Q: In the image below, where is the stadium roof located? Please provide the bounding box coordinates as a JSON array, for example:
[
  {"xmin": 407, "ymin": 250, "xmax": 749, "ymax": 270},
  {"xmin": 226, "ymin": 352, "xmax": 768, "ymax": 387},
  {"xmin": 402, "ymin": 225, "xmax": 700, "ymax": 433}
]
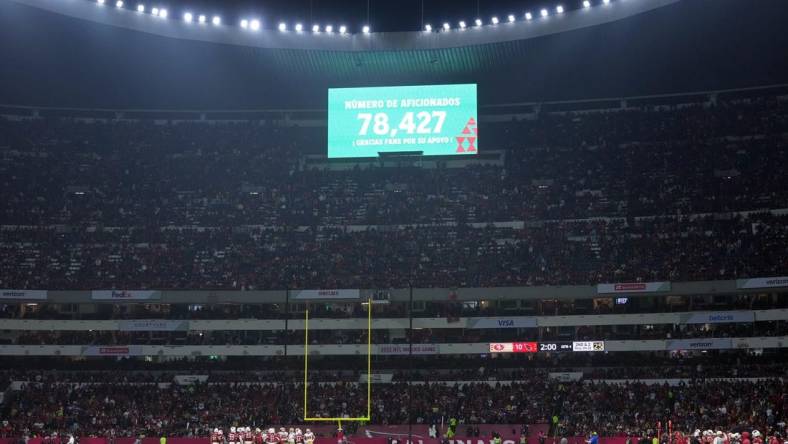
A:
[
  {"xmin": 9, "ymin": 0, "xmax": 676, "ymax": 51},
  {"xmin": 1, "ymin": 0, "xmax": 787, "ymax": 108}
]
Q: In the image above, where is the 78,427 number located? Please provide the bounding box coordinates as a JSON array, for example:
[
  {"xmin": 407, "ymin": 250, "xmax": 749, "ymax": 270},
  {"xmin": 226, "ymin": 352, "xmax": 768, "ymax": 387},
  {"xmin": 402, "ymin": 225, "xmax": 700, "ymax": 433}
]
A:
[{"xmin": 357, "ymin": 111, "xmax": 447, "ymax": 136}]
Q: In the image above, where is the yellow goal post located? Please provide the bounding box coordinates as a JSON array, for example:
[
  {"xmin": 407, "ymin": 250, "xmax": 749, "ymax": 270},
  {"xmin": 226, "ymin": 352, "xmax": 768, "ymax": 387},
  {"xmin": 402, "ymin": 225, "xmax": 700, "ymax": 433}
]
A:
[{"xmin": 303, "ymin": 298, "xmax": 372, "ymax": 424}]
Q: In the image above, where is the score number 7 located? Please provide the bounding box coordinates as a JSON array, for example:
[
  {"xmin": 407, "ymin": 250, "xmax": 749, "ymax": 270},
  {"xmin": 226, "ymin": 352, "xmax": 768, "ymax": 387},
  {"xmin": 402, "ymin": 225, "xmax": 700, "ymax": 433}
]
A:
[{"xmin": 358, "ymin": 111, "xmax": 447, "ymax": 136}]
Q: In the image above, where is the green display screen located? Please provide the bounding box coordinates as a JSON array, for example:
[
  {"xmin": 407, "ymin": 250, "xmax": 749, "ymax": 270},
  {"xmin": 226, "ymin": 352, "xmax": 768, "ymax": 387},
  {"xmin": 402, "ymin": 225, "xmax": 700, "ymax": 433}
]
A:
[{"xmin": 328, "ymin": 84, "xmax": 478, "ymax": 158}]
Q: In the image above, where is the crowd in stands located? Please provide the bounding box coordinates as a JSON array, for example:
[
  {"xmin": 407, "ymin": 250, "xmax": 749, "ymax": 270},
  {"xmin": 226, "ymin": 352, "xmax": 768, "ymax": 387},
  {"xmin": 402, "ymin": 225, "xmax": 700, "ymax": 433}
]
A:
[
  {"xmin": 2, "ymin": 98, "xmax": 788, "ymax": 225},
  {"xmin": 1, "ymin": 351, "xmax": 787, "ymax": 382},
  {"xmin": 1, "ymin": 96, "xmax": 787, "ymax": 289},
  {"xmin": 0, "ymin": 375, "xmax": 784, "ymax": 439},
  {"xmin": 1, "ymin": 212, "xmax": 787, "ymax": 289}
]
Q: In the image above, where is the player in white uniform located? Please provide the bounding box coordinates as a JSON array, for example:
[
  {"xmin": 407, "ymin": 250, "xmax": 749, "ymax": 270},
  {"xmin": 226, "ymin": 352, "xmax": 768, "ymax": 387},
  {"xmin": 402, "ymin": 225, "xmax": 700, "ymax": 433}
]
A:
[
  {"xmin": 211, "ymin": 428, "xmax": 222, "ymax": 444},
  {"xmin": 278, "ymin": 428, "xmax": 289, "ymax": 444},
  {"xmin": 265, "ymin": 429, "xmax": 279, "ymax": 444},
  {"xmin": 304, "ymin": 429, "xmax": 315, "ymax": 444},
  {"xmin": 288, "ymin": 428, "xmax": 296, "ymax": 444}
]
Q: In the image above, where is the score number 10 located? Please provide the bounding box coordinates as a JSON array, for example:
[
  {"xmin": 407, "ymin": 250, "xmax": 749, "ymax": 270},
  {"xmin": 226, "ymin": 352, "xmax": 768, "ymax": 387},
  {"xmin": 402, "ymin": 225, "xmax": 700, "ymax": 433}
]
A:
[{"xmin": 358, "ymin": 111, "xmax": 447, "ymax": 137}]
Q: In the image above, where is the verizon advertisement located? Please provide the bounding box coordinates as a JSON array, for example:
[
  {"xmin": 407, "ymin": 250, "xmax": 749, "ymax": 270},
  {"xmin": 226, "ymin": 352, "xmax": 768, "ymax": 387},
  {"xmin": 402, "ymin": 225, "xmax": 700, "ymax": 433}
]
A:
[
  {"xmin": 597, "ymin": 282, "xmax": 671, "ymax": 294},
  {"xmin": 291, "ymin": 289, "xmax": 360, "ymax": 300},
  {"xmin": 736, "ymin": 276, "xmax": 788, "ymax": 289},
  {"xmin": 665, "ymin": 338, "xmax": 732, "ymax": 350},
  {"xmin": 681, "ymin": 311, "xmax": 755, "ymax": 324},
  {"xmin": 91, "ymin": 290, "xmax": 161, "ymax": 300},
  {"xmin": 0, "ymin": 289, "xmax": 47, "ymax": 300}
]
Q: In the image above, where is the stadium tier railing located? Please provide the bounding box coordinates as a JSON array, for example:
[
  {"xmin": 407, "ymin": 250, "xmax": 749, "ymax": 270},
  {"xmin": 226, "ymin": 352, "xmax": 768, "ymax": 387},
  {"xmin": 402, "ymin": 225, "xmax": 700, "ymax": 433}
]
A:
[
  {"xmin": 0, "ymin": 308, "xmax": 786, "ymax": 331},
  {"xmin": 0, "ymin": 336, "xmax": 786, "ymax": 356}
]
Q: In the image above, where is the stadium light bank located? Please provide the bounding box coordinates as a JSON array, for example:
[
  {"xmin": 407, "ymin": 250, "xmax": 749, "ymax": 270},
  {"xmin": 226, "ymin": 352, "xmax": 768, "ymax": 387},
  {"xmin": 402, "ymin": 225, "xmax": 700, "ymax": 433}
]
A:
[{"xmin": 86, "ymin": 0, "xmax": 614, "ymax": 34}]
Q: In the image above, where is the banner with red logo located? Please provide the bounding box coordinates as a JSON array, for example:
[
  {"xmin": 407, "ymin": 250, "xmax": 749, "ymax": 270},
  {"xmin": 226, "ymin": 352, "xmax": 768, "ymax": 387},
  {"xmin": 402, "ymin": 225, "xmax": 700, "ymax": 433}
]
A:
[
  {"xmin": 596, "ymin": 282, "xmax": 670, "ymax": 294},
  {"xmin": 489, "ymin": 342, "xmax": 537, "ymax": 353}
]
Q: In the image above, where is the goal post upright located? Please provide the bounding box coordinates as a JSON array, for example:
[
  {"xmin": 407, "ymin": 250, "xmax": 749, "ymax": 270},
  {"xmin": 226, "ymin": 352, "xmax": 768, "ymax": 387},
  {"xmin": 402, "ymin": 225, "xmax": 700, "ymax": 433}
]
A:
[
  {"xmin": 304, "ymin": 305, "xmax": 309, "ymax": 420},
  {"xmin": 303, "ymin": 297, "xmax": 373, "ymax": 422}
]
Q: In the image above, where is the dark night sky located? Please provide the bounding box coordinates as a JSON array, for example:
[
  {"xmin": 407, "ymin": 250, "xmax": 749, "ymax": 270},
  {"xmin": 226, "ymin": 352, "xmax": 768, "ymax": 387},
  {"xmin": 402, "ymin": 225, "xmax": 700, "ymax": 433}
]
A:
[{"xmin": 127, "ymin": 0, "xmax": 585, "ymax": 32}]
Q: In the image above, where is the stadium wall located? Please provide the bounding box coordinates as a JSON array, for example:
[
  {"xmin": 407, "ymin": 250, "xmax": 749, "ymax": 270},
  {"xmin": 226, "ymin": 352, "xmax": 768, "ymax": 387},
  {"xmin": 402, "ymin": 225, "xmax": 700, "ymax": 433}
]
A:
[
  {"xmin": 0, "ymin": 434, "xmax": 695, "ymax": 444},
  {"xmin": 4, "ymin": 277, "xmax": 788, "ymax": 303},
  {"xmin": 0, "ymin": 436, "xmax": 723, "ymax": 444},
  {"xmin": 0, "ymin": 309, "xmax": 785, "ymax": 331},
  {"xmin": 0, "ymin": 336, "xmax": 785, "ymax": 356}
]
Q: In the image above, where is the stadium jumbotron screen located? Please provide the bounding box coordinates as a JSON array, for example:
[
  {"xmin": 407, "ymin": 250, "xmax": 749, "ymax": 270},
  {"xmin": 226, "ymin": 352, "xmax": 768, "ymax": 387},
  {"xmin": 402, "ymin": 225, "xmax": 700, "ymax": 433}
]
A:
[{"xmin": 327, "ymin": 84, "xmax": 478, "ymax": 158}]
